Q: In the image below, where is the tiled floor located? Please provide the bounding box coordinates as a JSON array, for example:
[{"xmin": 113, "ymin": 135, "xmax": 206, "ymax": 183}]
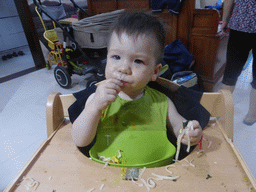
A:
[
  {"xmin": 229, "ymin": 57, "xmax": 256, "ymax": 181},
  {"xmin": 0, "ymin": 62, "xmax": 88, "ymax": 190},
  {"xmin": 213, "ymin": 57, "xmax": 256, "ymax": 181},
  {"xmin": 0, "ymin": 46, "xmax": 34, "ymax": 79},
  {"xmin": 0, "ymin": 52, "xmax": 255, "ymax": 190}
]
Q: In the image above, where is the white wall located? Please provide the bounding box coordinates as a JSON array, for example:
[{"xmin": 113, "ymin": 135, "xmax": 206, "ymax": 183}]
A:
[
  {"xmin": 0, "ymin": 0, "xmax": 28, "ymax": 52},
  {"xmin": 205, "ymin": 0, "xmax": 219, "ymax": 6},
  {"xmin": 196, "ymin": 0, "xmax": 219, "ymax": 8}
]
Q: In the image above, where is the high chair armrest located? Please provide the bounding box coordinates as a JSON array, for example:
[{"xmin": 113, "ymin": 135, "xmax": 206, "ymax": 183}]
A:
[
  {"xmin": 46, "ymin": 92, "xmax": 64, "ymax": 137},
  {"xmin": 199, "ymin": 89, "xmax": 233, "ymax": 141},
  {"xmin": 217, "ymin": 89, "xmax": 234, "ymax": 141}
]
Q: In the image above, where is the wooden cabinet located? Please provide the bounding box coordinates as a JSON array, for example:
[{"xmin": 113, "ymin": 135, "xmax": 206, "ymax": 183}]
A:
[
  {"xmin": 86, "ymin": 0, "xmax": 227, "ymax": 92},
  {"xmin": 87, "ymin": 0, "xmax": 151, "ymax": 15},
  {"xmin": 190, "ymin": 32, "xmax": 228, "ymax": 91},
  {"xmin": 189, "ymin": 9, "xmax": 228, "ymax": 91}
]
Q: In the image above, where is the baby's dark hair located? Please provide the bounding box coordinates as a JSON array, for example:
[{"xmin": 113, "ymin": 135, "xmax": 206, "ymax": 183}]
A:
[{"xmin": 109, "ymin": 11, "xmax": 166, "ymax": 64}]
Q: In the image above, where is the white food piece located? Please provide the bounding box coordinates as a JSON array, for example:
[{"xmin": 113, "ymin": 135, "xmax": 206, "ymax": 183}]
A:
[
  {"xmin": 87, "ymin": 188, "xmax": 95, "ymax": 192},
  {"xmin": 139, "ymin": 167, "xmax": 147, "ymax": 179},
  {"xmin": 100, "ymin": 184, "xmax": 105, "ymax": 190},
  {"xmin": 152, "ymin": 173, "xmax": 180, "ymax": 180},
  {"xmin": 141, "ymin": 178, "xmax": 150, "ymax": 192},
  {"xmin": 165, "ymin": 165, "xmax": 175, "ymax": 174},
  {"xmin": 147, "ymin": 177, "xmax": 156, "ymax": 188},
  {"xmin": 132, "ymin": 178, "xmax": 143, "ymax": 187}
]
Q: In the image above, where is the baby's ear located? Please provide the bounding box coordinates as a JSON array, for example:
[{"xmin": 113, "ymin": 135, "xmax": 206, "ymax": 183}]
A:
[{"xmin": 151, "ymin": 63, "xmax": 162, "ymax": 81}]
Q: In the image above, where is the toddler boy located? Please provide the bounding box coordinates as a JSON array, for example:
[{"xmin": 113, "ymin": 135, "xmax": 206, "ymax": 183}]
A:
[{"xmin": 71, "ymin": 12, "xmax": 203, "ymax": 165}]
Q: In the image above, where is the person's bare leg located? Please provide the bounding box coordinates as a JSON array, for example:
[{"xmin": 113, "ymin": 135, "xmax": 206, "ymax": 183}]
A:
[
  {"xmin": 220, "ymin": 83, "xmax": 235, "ymax": 94},
  {"xmin": 243, "ymin": 87, "xmax": 256, "ymax": 125}
]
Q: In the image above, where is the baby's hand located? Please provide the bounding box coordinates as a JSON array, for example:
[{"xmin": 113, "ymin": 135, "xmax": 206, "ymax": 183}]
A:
[
  {"xmin": 90, "ymin": 79, "xmax": 123, "ymax": 111},
  {"xmin": 181, "ymin": 120, "xmax": 202, "ymax": 146}
]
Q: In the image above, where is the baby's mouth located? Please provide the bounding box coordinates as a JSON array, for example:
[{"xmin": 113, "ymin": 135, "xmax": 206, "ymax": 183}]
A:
[
  {"xmin": 120, "ymin": 80, "xmax": 129, "ymax": 86},
  {"xmin": 120, "ymin": 80, "xmax": 128, "ymax": 83}
]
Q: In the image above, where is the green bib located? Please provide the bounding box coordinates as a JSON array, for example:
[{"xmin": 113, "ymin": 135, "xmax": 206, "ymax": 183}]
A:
[{"xmin": 89, "ymin": 86, "xmax": 176, "ymax": 168}]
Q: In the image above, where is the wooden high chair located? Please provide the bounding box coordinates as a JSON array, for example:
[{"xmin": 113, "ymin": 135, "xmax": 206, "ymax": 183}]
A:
[{"xmin": 4, "ymin": 78, "xmax": 256, "ymax": 192}]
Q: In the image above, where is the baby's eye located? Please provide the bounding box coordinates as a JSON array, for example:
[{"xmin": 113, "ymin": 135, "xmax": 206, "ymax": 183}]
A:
[
  {"xmin": 112, "ymin": 55, "xmax": 120, "ymax": 60},
  {"xmin": 134, "ymin": 59, "xmax": 144, "ymax": 65}
]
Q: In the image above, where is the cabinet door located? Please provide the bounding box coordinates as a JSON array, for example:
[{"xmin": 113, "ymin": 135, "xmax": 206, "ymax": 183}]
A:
[
  {"xmin": 89, "ymin": 0, "xmax": 117, "ymax": 14},
  {"xmin": 88, "ymin": 0, "xmax": 150, "ymax": 15},
  {"xmin": 117, "ymin": 0, "xmax": 150, "ymax": 10}
]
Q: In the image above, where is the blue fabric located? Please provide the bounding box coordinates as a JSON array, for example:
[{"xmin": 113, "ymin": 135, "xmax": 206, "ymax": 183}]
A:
[
  {"xmin": 163, "ymin": 39, "xmax": 194, "ymax": 75},
  {"xmin": 152, "ymin": 0, "xmax": 183, "ymax": 14}
]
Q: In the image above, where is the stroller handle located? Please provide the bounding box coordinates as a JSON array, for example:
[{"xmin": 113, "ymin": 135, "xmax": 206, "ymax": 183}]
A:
[
  {"xmin": 33, "ymin": 0, "xmax": 90, "ymax": 17},
  {"xmin": 33, "ymin": 0, "xmax": 62, "ymax": 6},
  {"xmin": 69, "ymin": 0, "xmax": 91, "ymax": 17},
  {"xmin": 33, "ymin": 0, "xmax": 40, "ymax": 7}
]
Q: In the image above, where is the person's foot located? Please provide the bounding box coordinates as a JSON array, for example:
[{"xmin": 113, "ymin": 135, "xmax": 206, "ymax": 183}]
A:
[
  {"xmin": 220, "ymin": 83, "xmax": 235, "ymax": 94},
  {"xmin": 243, "ymin": 114, "xmax": 256, "ymax": 126},
  {"xmin": 243, "ymin": 88, "xmax": 256, "ymax": 126}
]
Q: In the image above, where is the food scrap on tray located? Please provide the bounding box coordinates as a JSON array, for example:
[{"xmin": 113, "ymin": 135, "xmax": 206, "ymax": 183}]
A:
[{"xmin": 98, "ymin": 150, "xmax": 123, "ymax": 168}]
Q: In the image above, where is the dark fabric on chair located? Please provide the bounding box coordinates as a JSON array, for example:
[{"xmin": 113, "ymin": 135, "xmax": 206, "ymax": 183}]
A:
[{"xmin": 68, "ymin": 85, "xmax": 97, "ymax": 124}]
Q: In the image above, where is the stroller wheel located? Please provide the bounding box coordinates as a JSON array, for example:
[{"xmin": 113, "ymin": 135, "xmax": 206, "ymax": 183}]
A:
[
  {"xmin": 86, "ymin": 75, "xmax": 105, "ymax": 88},
  {"xmin": 54, "ymin": 66, "xmax": 72, "ymax": 89},
  {"xmin": 86, "ymin": 79, "xmax": 98, "ymax": 88}
]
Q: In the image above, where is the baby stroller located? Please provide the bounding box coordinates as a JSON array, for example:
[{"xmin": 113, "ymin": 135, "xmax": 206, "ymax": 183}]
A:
[
  {"xmin": 35, "ymin": 0, "xmax": 68, "ymax": 69},
  {"xmin": 33, "ymin": 0, "xmax": 124, "ymax": 88}
]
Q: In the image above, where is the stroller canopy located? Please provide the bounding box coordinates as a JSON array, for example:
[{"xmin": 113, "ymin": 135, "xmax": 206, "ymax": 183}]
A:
[
  {"xmin": 67, "ymin": 9, "xmax": 125, "ymax": 49},
  {"xmin": 72, "ymin": 9, "xmax": 125, "ymax": 34}
]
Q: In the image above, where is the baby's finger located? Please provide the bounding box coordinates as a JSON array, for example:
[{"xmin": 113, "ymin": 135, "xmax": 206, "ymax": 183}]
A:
[
  {"xmin": 181, "ymin": 136, "xmax": 200, "ymax": 146},
  {"xmin": 189, "ymin": 120, "xmax": 200, "ymax": 130},
  {"xmin": 97, "ymin": 79, "xmax": 123, "ymax": 94},
  {"xmin": 106, "ymin": 83, "xmax": 122, "ymax": 93},
  {"xmin": 185, "ymin": 129, "xmax": 201, "ymax": 138},
  {"xmin": 97, "ymin": 79, "xmax": 123, "ymax": 87},
  {"xmin": 106, "ymin": 88, "xmax": 119, "ymax": 97},
  {"xmin": 182, "ymin": 130, "xmax": 202, "ymax": 145},
  {"xmin": 108, "ymin": 78, "xmax": 124, "ymax": 87},
  {"xmin": 105, "ymin": 94, "xmax": 118, "ymax": 103}
]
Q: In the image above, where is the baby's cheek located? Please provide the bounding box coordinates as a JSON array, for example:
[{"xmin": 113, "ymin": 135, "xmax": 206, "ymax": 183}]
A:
[{"xmin": 105, "ymin": 69, "xmax": 112, "ymax": 79}]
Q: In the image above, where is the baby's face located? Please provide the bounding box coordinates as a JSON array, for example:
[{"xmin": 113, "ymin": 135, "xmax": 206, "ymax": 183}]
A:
[{"xmin": 105, "ymin": 32, "xmax": 161, "ymax": 98}]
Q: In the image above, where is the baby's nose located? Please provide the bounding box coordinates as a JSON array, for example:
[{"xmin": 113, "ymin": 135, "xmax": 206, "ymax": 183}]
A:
[{"xmin": 119, "ymin": 62, "xmax": 132, "ymax": 75}]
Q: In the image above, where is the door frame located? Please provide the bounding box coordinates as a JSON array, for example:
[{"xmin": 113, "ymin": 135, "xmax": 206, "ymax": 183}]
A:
[{"xmin": 13, "ymin": 0, "xmax": 45, "ymax": 69}]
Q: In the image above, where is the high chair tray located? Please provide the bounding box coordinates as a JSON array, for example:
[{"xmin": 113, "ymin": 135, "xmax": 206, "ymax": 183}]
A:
[
  {"xmin": 4, "ymin": 83, "xmax": 256, "ymax": 191},
  {"xmin": 4, "ymin": 118, "xmax": 256, "ymax": 191}
]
